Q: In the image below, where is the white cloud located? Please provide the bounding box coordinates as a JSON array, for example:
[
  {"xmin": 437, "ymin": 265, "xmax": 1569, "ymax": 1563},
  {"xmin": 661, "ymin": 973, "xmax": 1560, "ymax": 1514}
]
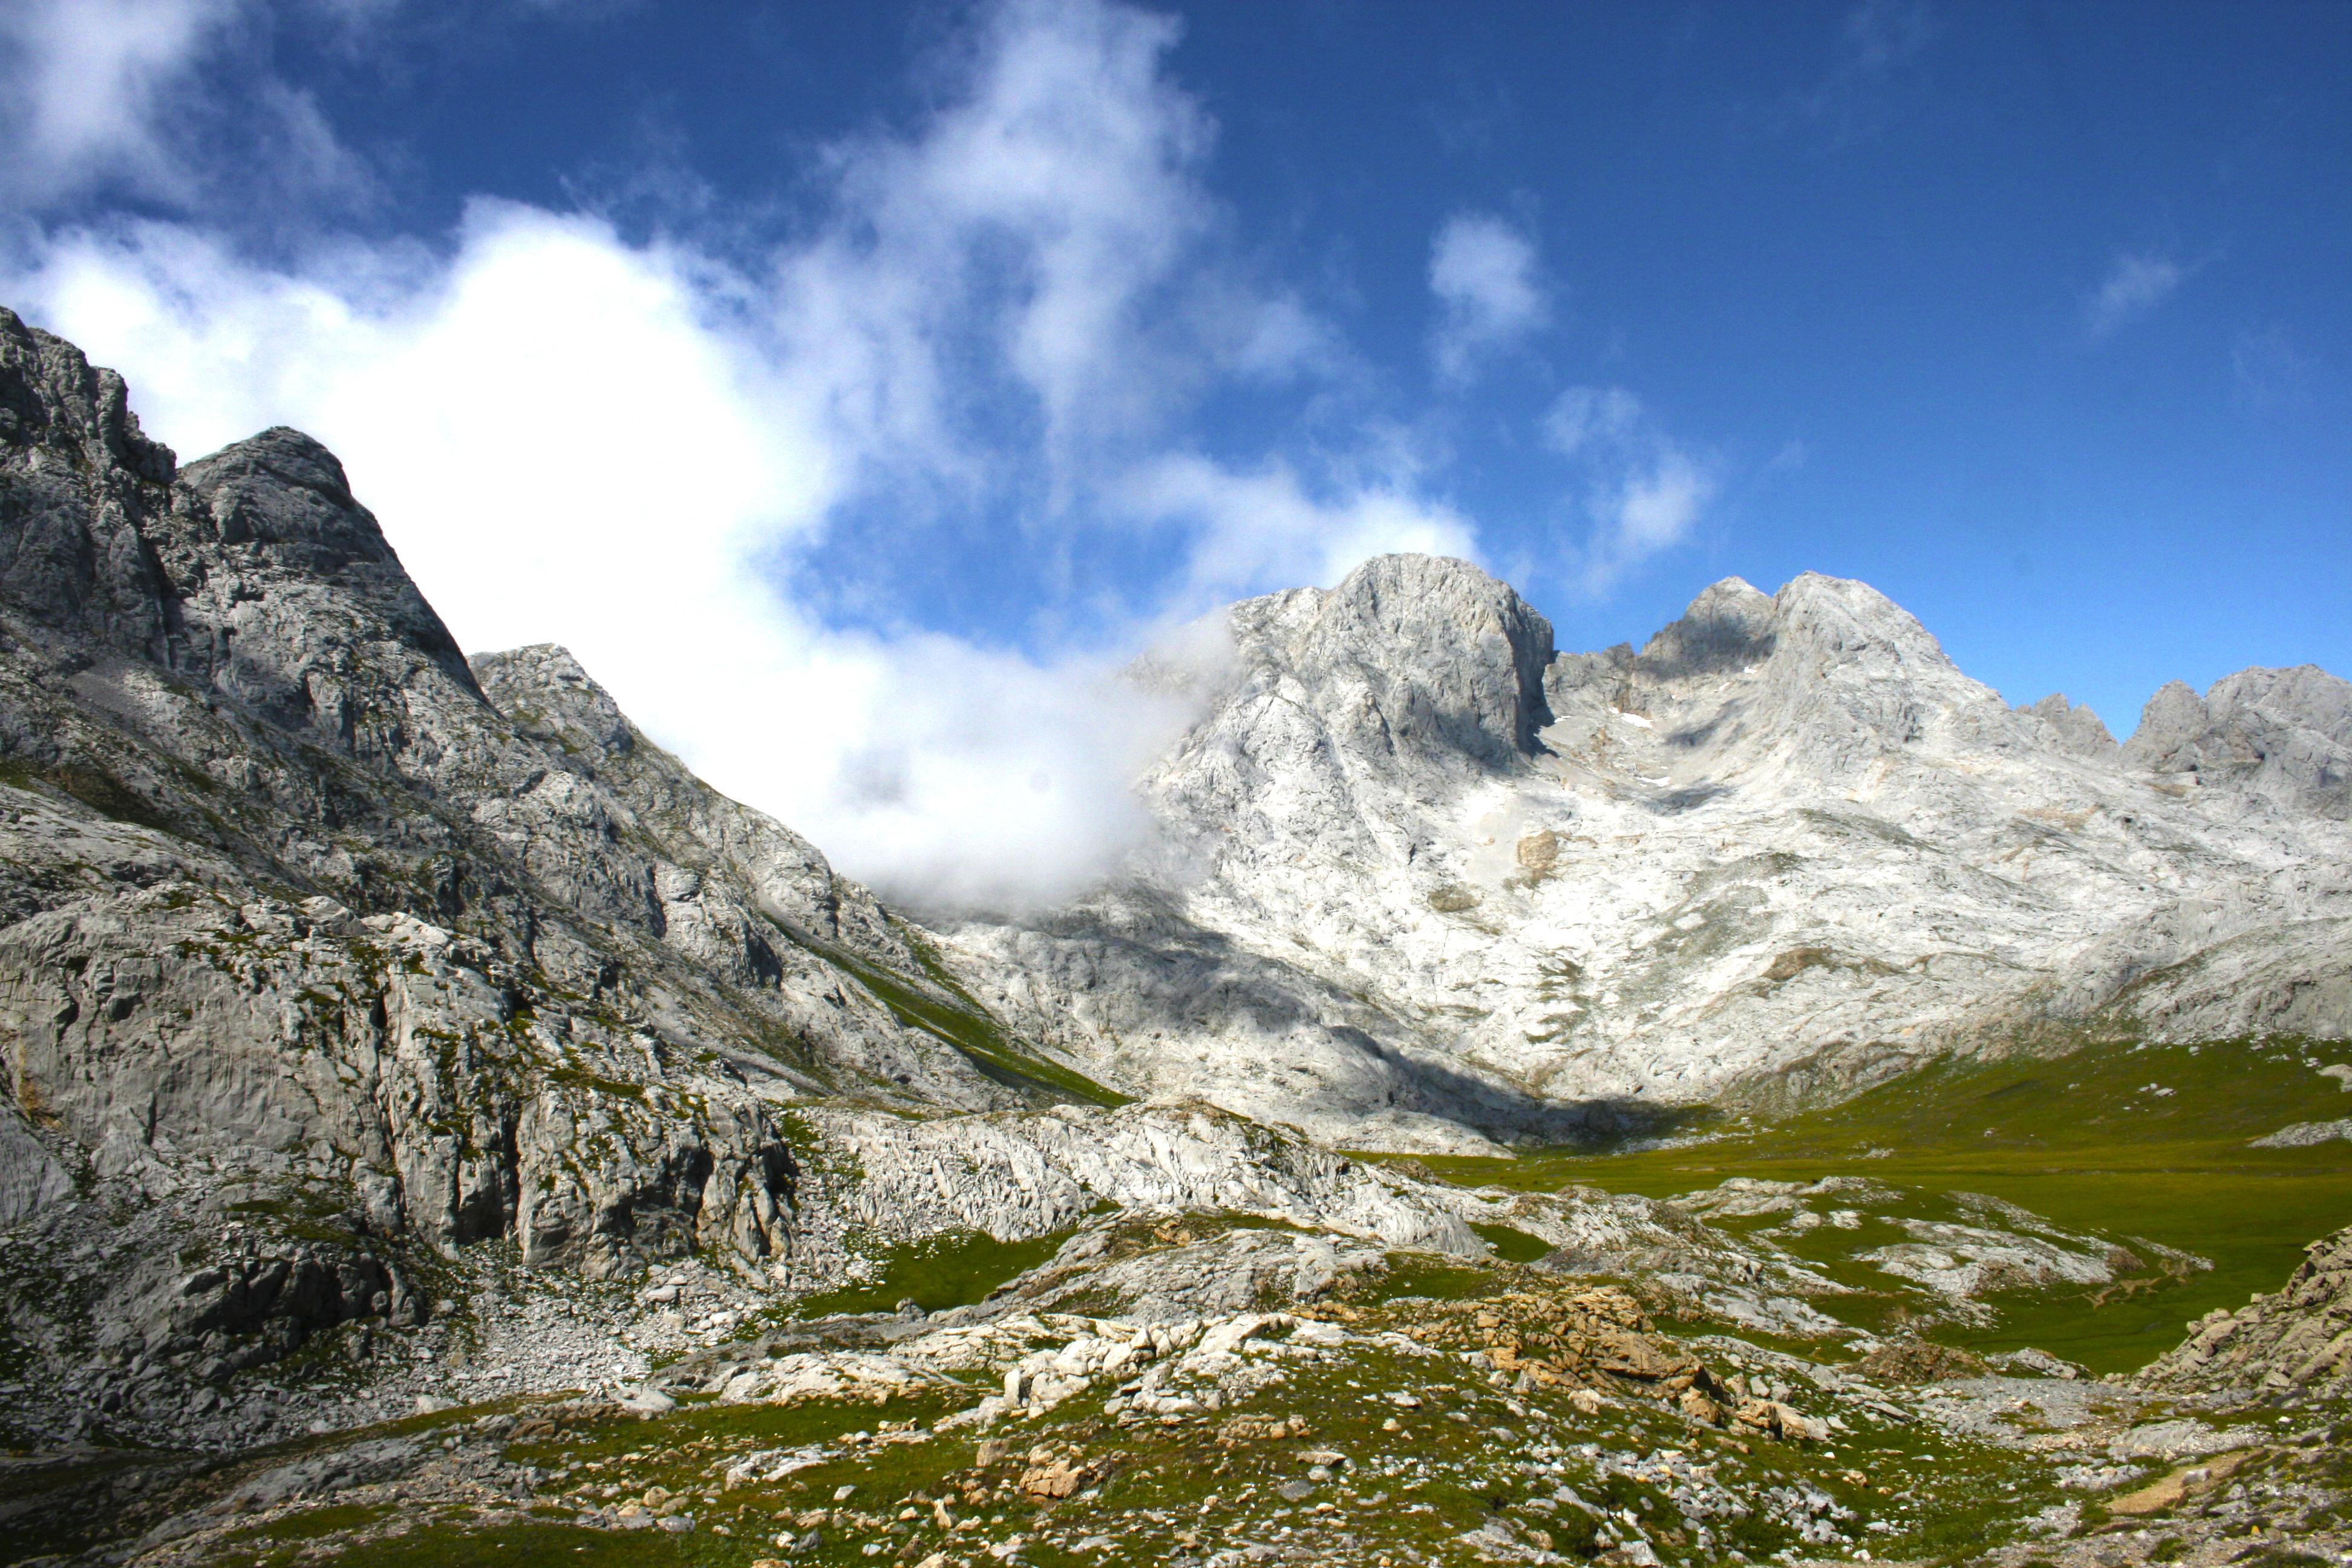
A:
[
  {"xmin": 1428, "ymin": 211, "xmax": 1547, "ymax": 382},
  {"xmin": 9, "ymin": 202, "xmax": 1198, "ymax": 913},
  {"xmin": 0, "ymin": 0, "xmax": 377, "ymax": 212},
  {"xmin": 1543, "ymin": 385, "xmax": 1715, "ymax": 592},
  {"xmin": 0, "ymin": 0, "xmax": 237, "ymax": 202},
  {"xmin": 1543, "ymin": 385, "xmax": 1642, "ymax": 457},
  {"xmin": 1122, "ymin": 453, "xmax": 1478, "ymax": 599},
  {"xmin": 2084, "ymin": 250, "xmax": 2184, "ymax": 339},
  {"xmin": 18, "ymin": 207, "xmax": 829, "ymax": 642},
  {"xmin": 782, "ymin": 0, "xmax": 1223, "ymax": 499},
  {"xmin": 3, "ymin": 0, "xmax": 1469, "ymax": 912}
]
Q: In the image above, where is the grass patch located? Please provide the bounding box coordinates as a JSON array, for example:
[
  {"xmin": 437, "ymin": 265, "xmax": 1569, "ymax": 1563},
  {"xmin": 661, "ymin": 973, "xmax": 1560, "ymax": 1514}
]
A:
[
  {"xmin": 1469, "ymin": 1222, "xmax": 1554, "ymax": 1264},
  {"xmin": 0, "ymin": 757, "xmax": 178, "ymax": 834},
  {"xmin": 791, "ymin": 1227, "xmax": 1079, "ymax": 1318},
  {"xmin": 1417, "ymin": 1037, "xmax": 2352, "ymax": 1375},
  {"xmin": 304, "ymin": 1520, "xmax": 709, "ymax": 1566},
  {"xmin": 252, "ymin": 1501, "xmax": 390, "ymax": 1541},
  {"xmin": 1371, "ymin": 1251, "xmax": 1514, "ymax": 1302},
  {"xmin": 803, "ymin": 933, "xmax": 1128, "ymax": 1109}
]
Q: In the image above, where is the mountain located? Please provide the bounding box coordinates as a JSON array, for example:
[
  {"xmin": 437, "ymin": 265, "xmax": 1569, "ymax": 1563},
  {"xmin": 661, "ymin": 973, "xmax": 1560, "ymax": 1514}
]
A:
[
  {"xmin": 0, "ymin": 306, "xmax": 1145, "ymax": 1442},
  {"xmin": 936, "ymin": 558, "xmax": 2352, "ymax": 1151},
  {"xmin": 7, "ymin": 309, "xmax": 2352, "ymax": 1556}
]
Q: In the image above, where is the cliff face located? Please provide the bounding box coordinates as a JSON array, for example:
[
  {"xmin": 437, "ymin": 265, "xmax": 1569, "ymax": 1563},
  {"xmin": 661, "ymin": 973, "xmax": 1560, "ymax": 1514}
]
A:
[{"xmin": 0, "ymin": 307, "xmax": 1125, "ymax": 1440}]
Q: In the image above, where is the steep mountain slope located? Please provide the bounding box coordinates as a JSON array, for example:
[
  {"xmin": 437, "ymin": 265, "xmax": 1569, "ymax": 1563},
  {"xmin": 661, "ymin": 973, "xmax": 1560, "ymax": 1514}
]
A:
[
  {"xmin": 0, "ymin": 307, "xmax": 1122, "ymax": 1424},
  {"xmin": 941, "ymin": 560, "xmax": 2352, "ymax": 1151}
]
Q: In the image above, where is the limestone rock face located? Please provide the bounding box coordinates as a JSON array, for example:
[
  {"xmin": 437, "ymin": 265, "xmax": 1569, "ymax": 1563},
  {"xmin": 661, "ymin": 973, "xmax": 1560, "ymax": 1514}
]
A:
[
  {"xmin": 2122, "ymin": 665, "xmax": 2352, "ymax": 819},
  {"xmin": 2137, "ymin": 1225, "xmax": 2352, "ymax": 1402},
  {"xmin": 939, "ymin": 565, "xmax": 2352, "ymax": 1151},
  {"xmin": 2020, "ymin": 694, "xmax": 2118, "ymax": 760},
  {"xmin": 0, "ymin": 307, "xmax": 1097, "ymax": 1402},
  {"xmin": 0, "ymin": 313, "xmax": 178, "ymax": 648}
]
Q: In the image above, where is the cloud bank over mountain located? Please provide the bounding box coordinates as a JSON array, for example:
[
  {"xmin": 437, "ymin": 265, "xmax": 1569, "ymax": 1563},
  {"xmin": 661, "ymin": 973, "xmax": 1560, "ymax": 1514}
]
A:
[{"xmin": 1, "ymin": 0, "xmax": 1513, "ymax": 911}]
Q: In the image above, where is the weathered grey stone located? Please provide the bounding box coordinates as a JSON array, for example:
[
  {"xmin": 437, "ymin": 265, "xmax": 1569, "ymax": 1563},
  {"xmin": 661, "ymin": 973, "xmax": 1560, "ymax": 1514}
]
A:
[
  {"xmin": 2020, "ymin": 693, "xmax": 2118, "ymax": 759},
  {"xmin": 2136, "ymin": 1224, "xmax": 2352, "ymax": 1403},
  {"xmin": 2122, "ymin": 665, "xmax": 2352, "ymax": 818},
  {"xmin": 228, "ymin": 1437, "xmax": 421, "ymax": 1508},
  {"xmin": 0, "ymin": 1099, "xmax": 72, "ymax": 1225}
]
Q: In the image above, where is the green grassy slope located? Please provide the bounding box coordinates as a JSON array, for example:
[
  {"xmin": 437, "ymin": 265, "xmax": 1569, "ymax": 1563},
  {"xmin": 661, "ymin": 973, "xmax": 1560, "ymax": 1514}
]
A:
[
  {"xmin": 1419, "ymin": 1037, "xmax": 2352, "ymax": 1374},
  {"xmin": 792, "ymin": 924, "xmax": 1129, "ymax": 1109}
]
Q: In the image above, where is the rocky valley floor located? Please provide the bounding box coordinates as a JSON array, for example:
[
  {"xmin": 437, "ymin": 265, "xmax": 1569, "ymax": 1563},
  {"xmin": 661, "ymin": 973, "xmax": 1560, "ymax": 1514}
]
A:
[{"xmin": 5, "ymin": 1037, "xmax": 2350, "ymax": 1568}]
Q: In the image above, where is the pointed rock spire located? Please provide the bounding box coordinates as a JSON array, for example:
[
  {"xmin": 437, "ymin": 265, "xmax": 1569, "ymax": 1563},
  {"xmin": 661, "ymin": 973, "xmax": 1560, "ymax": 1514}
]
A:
[{"xmin": 2022, "ymin": 693, "xmax": 2119, "ymax": 759}]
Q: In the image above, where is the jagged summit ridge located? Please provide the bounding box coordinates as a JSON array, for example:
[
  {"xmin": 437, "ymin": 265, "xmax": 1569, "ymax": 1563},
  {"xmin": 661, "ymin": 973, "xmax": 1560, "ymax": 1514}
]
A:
[
  {"xmin": 1630, "ymin": 575, "xmax": 1777, "ymax": 678},
  {"xmin": 4, "ymin": 309, "xmax": 2352, "ymax": 1502},
  {"xmin": 2125, "ymin": 663, "xmax": 2352, "ymax": 819},
  {"xmin": 1223, "ymin": 552, "xmax": 1555, "ymax": 768},
  {"xmin": 941, "ymin": 553, "xmax": 2352, "ymax": 1150},
  {"xmin": 8, "ymin": 302, "xmax": 2350, "ymax": 1171}
]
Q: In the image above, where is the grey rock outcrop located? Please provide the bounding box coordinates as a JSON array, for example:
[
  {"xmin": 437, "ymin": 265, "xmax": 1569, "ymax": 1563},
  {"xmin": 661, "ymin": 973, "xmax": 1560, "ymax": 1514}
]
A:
[
  {"xmin": 0, "ymin": 305, "xmax": 1106, "ymax": 1431},
  {"xmin": 2137, "ymin": 1224, "xmax": 2352, "ymax": 1402},
  {"xmin": 2020, "ymin": 694, "xmax": 2118, "ymax": 760},
  {"xmin": 2122, "ymin": 665, "xmax": 2352, "ymax": 819}
]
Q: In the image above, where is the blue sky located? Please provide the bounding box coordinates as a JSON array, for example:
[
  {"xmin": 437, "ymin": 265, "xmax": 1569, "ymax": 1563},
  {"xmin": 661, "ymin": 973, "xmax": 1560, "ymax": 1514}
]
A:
[{"xmin": 1, "ymin": 0, "xmax": 2344, "ymax": 905}]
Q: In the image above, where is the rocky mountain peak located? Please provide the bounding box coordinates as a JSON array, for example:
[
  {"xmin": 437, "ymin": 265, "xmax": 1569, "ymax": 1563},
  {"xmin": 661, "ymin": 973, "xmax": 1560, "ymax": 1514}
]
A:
[
  {"xmin": 2, "ymin": 314, "xmax": 479, "ymax": 743},
  {"xmin": 0, "ymin": 305, "xmax": 174, "ymax": 483},
  {"xmin": 2021, "ymin": 693, "xmax": 2120, "ymax": 759},
  {"xmin": 2124, "ymin": 664, "xmax": 2352, "ymax": 819},
  {"xmin": 2124, "ymin": 679, "xmax": 2209, "ymax": 759},
  {"xmin": 2207, "ymin": 664, "xmax": 2352, "ymax": 748},
  {"xmin": 1767, "ymin": 570, "xmax": 1964, "ymax": 677},
  {"xmin": 1635, "ymin": 575, "xmax": 1777, "ymax": 679},
  {"xmin": 172, "ymin": 426, "xmax": 479, "ymax": 701},
  {"xmin": 1, "ymin": 307, "xmax": 179, "ymax": 656},
  {"xmin": 1250, "ymin": 552, "xmax": 1557, "ymax": 771},
  {"xmin": 1547, "ymin": 570, "xmax": 2002, "ymax": 783},
  {"xmin": 471, "ymin": 643, "xmax": 635, "ymax": 761},
  {"xmin": 183, "ymin": 427, "xmax": 364, "ymax": 541}
]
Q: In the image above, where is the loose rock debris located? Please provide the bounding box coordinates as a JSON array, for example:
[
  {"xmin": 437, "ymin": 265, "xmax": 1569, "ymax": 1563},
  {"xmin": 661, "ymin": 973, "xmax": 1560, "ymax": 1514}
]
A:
[{"xmin": 10, "ymin": 1236, "xmax": 2345, "ymax": 1568}]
